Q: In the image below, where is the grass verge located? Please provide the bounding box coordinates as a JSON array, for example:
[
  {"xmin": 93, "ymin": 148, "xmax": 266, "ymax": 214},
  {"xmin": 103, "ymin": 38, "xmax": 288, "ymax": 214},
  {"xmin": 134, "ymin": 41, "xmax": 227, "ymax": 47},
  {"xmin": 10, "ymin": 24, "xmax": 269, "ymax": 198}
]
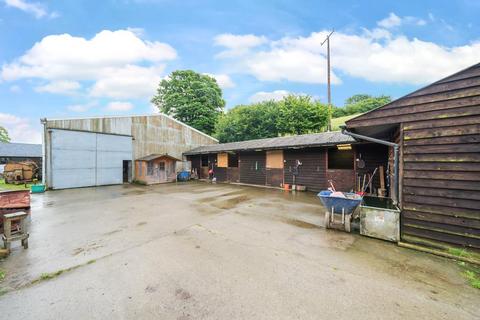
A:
[
  {"xmin": 458, "ymin": 262, "xmax": 480, "ymax": 289},
  {"xmin": 331, "ymin": 114, "xmax": 362, "ymax": 131},
  {"xmin": 0, "ymin": 179, "xmax": 32, "ymax": 191}
]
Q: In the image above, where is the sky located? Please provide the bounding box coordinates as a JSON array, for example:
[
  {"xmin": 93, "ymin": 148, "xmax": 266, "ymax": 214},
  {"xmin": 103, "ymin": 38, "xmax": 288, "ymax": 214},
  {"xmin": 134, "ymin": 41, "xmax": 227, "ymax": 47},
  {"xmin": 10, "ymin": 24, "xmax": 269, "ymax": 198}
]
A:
[{"xmin": 0, "ymin": 0, "xmax": 479, "ymax": 143}]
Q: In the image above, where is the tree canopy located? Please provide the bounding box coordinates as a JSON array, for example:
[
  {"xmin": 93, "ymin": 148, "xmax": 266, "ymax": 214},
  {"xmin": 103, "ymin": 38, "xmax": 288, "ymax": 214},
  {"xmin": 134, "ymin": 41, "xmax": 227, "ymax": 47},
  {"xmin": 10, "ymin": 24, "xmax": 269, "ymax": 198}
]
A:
[
  {"xmin": 215, "ymin": 101, "xmax": 279, "ymax": 143},
  {"xmin": 215, "ymin": 95, "xmax": 329, "ymax": 143},
  {"xmin": 0, "ymin": 126, "xmax": 10, "ymax": 143},
  {"xmin": 277, "ymin": 95, "xmax": 329, "ymax": 135},
  {"xmin": 151, "ymin": 70, "xmax": 225, "ymax": 135},
  {"xmin": 333, "ymin": 94, "xmax": 391, "ymax": 118}
]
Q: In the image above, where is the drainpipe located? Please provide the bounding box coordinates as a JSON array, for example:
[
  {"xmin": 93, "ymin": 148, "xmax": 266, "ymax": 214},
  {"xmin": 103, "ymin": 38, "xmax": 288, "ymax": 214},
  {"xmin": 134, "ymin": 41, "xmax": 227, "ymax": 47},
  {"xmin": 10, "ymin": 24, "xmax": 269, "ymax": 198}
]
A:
[
  {"xmin": 40, "ymin": 118, "xmax": 47, "ymax": 187},
  {"xmin": 340, "ymin": 126, "xmax": 400, "ymax": 206}
]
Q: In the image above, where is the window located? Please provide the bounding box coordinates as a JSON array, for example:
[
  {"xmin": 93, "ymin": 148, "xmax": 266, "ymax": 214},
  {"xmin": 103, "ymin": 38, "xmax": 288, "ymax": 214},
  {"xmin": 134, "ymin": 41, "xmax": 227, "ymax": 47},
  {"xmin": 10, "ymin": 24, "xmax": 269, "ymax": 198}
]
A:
[
  {"xmin": 328, "ymin": 148, "xmax": 354, "ymax": 169},
  {"xmin": 147, "ymin": 161, "xmax": 154, "ymax": 175},
  {"xmin": 201, "ymin": 155, "xmax": 208, "ymax": 167},
  {"xmin": 228, "ymin": 153, "xmax": 239, "ymax": 167},
  {"xmin": 159, "ymin": 162, "xmax": 165, "ymax": 171}
]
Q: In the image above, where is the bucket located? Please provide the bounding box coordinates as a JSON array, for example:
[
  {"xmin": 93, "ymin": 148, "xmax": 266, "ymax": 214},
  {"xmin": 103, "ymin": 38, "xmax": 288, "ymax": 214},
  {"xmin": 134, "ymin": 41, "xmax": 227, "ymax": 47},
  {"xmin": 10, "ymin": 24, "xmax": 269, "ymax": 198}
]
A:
[
  {"xmin": 283, "ymin": 183, "xmax": 290, "ymax": 190},
  {"xmin": 31, "ymin": 184, "xmax": 45, "ymax": 193}
]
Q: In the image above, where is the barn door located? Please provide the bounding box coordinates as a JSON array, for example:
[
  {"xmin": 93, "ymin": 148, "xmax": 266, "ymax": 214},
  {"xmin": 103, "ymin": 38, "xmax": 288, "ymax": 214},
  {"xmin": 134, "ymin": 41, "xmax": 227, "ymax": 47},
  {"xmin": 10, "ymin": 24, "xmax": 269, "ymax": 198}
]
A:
[{"xmin": 159, "ymin": 161, "xmax": 166, "ymax": 182}]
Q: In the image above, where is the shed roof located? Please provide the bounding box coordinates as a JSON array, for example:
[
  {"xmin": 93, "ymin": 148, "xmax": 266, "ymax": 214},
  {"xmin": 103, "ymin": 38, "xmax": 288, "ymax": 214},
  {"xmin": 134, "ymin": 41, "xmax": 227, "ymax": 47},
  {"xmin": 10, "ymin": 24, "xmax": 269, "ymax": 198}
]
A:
[
  {"xmin": 0, "ymin": 142, "xmax": 42, "ymax": 158},
  {"xmin": 136, "ymin": 154, "xmax": 181, "ymax": 161},
  {"xmin": 184, "ymin": 131, "xmax": 355, "ymax": 155}
]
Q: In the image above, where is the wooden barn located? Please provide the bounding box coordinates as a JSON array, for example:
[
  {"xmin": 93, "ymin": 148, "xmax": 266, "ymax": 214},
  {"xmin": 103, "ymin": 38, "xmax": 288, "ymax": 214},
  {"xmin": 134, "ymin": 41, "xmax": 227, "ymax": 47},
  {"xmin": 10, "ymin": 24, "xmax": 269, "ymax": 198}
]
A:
[{"xmin": 344, "ymin": 62, "xmax": 480, "ymax": 254}]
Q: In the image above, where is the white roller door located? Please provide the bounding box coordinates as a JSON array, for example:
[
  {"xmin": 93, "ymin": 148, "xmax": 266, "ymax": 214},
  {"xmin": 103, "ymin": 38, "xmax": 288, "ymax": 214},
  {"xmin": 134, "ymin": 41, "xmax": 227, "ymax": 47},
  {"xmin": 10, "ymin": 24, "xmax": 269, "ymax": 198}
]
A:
[{"xmin": 50, "ymin": 129, "xmax": 132, "ymax": 189}]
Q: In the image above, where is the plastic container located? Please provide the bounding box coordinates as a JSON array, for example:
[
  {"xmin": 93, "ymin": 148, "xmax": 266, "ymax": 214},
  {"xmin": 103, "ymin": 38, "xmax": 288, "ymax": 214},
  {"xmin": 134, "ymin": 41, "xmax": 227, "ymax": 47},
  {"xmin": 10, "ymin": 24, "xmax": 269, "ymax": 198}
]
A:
[
  {"xmin": 31, "ymin": 184, "xmax": 46, "ymax": 193},
  {"xmin": 177, "ymin": 171, "xmax": 191, "ymax": 182}
]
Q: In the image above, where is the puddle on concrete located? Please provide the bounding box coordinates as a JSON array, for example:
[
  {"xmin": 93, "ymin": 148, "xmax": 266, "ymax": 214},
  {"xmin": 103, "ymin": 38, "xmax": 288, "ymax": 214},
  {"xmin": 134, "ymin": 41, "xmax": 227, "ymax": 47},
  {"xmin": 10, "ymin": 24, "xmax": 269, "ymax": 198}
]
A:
[{"xmin": 210, "ymin": 195, "xmax": 250, "ymax": 210}]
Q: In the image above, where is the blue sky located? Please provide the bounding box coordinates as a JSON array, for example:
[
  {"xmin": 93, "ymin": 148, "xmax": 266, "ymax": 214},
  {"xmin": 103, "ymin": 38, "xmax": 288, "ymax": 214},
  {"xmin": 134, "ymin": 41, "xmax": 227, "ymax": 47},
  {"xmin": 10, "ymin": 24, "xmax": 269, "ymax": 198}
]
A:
[{"xmin": 0, "ymin": 0, "xmax": 479, "ymax": 143}]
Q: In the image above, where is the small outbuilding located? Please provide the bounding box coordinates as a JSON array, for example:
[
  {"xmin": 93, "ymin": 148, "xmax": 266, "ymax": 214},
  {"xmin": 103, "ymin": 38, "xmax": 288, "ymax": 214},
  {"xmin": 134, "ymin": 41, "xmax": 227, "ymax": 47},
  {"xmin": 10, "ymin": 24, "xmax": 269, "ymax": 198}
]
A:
[
  {"xmin": 135, "ymin": 154, "xmax": 180, "ymax": 185},
  {"xmin": 344, "ymin": 62, "xmax": 480, "ymax": 253}
]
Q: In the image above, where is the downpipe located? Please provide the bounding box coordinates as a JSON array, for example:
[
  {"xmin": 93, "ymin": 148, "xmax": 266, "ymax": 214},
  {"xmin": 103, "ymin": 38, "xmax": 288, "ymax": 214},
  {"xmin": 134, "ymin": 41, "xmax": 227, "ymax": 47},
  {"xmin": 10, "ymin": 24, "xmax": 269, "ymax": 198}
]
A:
[{"xmin": 340, "ymin": 126, "xmax": 400, "ymax": 206}]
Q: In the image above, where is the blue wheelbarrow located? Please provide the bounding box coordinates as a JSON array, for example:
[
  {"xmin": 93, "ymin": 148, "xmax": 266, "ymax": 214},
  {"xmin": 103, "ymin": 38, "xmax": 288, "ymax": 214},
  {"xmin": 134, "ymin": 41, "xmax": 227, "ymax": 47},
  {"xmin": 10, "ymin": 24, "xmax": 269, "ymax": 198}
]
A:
[{"xmin": 317, "ymin": 190, "xmax": 362, "ymax": 232}]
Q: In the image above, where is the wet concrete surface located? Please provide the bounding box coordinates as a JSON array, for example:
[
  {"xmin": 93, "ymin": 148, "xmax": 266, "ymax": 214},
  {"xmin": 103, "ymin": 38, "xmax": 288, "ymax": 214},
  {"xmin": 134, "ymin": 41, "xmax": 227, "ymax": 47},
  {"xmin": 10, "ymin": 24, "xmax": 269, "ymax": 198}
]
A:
[{"xmin": 0, "ymin": 182, "xmax": 478, "ymax": 319}]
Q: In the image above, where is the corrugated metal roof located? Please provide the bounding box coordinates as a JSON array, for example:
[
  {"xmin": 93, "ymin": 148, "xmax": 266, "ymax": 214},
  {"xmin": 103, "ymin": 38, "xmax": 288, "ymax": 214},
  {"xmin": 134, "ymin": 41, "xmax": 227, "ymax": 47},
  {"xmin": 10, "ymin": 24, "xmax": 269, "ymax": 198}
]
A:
[
  {"xmin": 0, "ymin": 142, "xmax": 42, "ymax": 158},
  {"xmin": 136, "ymin": 154, "xmax": 181, "ymax": 161},
  {"xmin": 184, "ymin": 131, "xmax": 355, "ymax": 155}
]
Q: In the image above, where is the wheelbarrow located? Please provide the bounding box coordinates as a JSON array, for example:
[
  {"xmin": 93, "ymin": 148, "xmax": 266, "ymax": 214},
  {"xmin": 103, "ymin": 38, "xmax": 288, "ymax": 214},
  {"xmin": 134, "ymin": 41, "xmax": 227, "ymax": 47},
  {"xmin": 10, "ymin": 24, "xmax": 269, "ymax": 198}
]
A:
[{"xmin": 317, "ymin": 190, "xmax": 362, "ymax": 232}]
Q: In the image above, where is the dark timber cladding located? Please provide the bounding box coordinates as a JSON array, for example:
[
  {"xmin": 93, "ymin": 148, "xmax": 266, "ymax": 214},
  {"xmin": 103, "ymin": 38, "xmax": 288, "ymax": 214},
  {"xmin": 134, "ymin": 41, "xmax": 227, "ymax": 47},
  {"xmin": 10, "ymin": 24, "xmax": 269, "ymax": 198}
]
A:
[
  {"xmin": 346, "ymin": 63, "xmax": 480, "ymax": 251},
  {"xmin": 284, "ymin": 148, "xmax": 326, "ymax": 192},
  {"xmin": 239, "ymin": 151, "xmax": 266, "ymax": 185}
]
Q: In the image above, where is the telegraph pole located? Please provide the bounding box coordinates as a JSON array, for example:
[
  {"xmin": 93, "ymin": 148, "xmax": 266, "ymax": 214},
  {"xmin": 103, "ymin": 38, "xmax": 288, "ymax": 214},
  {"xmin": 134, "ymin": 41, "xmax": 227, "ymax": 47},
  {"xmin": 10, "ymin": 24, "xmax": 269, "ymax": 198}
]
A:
[{"xmin": 321, "ymin": 30, "xmax": 334, "ymax": 131}]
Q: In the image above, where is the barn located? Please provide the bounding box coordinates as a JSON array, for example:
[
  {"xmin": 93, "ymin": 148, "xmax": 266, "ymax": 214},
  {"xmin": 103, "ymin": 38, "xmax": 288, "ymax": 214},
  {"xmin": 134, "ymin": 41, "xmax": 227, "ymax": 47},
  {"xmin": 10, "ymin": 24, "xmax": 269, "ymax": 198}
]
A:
[
  {"xmin": 42, "ymin": 114, "xmax": 217, "ymax": 189},
  {"xmin": 344, "ymin": 62, "xmax": 480, "ymax": 253}
]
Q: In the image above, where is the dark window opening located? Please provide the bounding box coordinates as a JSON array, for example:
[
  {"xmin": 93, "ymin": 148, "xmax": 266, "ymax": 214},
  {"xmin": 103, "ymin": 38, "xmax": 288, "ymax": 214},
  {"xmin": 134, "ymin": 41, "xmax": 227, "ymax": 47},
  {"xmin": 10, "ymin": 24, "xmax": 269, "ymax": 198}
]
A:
[
  {"xmin": 123, "ymin": 160, "xmax": 131, "ymax": 183},
  {"xmin": 228, "ymin": 153, "xmax": 239, "ymax": 167},
  {"xmin": 159, "ymin": 162, "xmax": 165, "ymax": 171},
  {"xmin": 328, "ymin": 148, "xmax": 354, "ymax": 169},
  {"xmin": 201, "ymin": 155, "xmax": 208, "ymax": 167}
]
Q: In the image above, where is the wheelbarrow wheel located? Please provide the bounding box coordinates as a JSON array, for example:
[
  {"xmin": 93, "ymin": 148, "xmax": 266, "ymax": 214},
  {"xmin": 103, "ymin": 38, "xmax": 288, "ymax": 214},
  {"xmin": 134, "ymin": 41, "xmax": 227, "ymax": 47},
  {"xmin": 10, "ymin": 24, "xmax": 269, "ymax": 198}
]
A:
[{"xmin": 324, "ymin": 211, "xmax": 331, "ymax": 229}]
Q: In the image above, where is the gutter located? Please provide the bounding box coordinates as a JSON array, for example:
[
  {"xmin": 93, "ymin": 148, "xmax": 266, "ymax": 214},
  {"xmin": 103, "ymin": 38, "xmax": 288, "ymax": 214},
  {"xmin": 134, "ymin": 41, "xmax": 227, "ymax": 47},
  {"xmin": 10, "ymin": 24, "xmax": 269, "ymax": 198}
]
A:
[{"xmin": 340, "ymin": 125, "xmax": 400, "ymax": 205}]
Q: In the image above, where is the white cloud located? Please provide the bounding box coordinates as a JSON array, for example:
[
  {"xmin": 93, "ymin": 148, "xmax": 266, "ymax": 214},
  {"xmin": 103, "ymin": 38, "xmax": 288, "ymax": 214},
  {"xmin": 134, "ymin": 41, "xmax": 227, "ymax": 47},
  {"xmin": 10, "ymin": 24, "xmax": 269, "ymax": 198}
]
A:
[
  {"xmin": 35, "ymin": 80, "xmax": 81, "ymax": 95},
  {"xmin": 214, "ymin": 34, "xmax": 267, "ymax": 58},
  {"xmin": 4, "ymin": 0, "xmax": 57, "ymax": 19},
  {"xmin": 249, "ymin": 90, "xmax": 290, "ymax": 103},
  {"xmin": 378, "ymin": 13, "xmax": 402, "ymax": 28},
  {"xmin": 0, "ymin": 113, "xmax": 41, "ymax": 143},
  {"xmin": 246, "ymin": 48, "xmax": 341, "ymax": 84},
  {"xmin": 105, "ymin": 101, "xmax": 134, "ymax": 112},
  {"xmin": 2, "ymin": 29, "xmax": 176, "ymax": 99},
  {"xmin": 215, "ymin": 29, "xmax": 480, "ymax": 85},
  {"xmin": 377, "ymin": 12, "xmax": 427, "ymax": 29},
  {"xmin": 66, "ymin": 101, "xmax": 98, "ymax": 113},
  {"xmin": 203, "ymin": 73, "xmax": 235, "ymax": 88},
  {"xmin": 89, "ymin": 64, "xmax": 164, "ymax": 99}
]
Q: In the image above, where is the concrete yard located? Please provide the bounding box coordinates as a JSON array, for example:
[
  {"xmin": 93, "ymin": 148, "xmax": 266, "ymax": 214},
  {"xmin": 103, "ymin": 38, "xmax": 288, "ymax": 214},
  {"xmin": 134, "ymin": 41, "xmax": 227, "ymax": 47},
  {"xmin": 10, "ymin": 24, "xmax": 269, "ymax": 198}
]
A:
[{"xmin": 0, "ymin": 182, "xmax": 478, "ymax": 319}]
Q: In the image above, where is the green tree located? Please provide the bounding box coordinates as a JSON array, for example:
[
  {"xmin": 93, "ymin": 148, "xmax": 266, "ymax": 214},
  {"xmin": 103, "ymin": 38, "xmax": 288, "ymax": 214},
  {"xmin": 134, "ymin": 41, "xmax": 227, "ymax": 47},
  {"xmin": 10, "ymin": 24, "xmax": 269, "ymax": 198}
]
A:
[
  {"xmin": 333, "ymin": 94, "xmax": 391, "ymax": 118},
  {"xmin": 215, "ymin": 101, "xmax": 279, "ymax": 143},
  {"xmin": 0, "ymin": 126, "xmax": 10, "ymax": 143},
  {"xmin": 277, "ymin": 95, "xmax": 329, "ymax": 135},
  {"xmin": 151, "ymin": 70, "xmax": 225, "ymax": 135}
]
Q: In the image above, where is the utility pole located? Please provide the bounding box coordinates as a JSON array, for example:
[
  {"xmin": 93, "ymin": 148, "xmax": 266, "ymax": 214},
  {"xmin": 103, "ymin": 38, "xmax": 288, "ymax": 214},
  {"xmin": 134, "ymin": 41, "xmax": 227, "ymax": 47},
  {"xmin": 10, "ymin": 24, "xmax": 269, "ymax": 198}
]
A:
[{"xmin": 321, "ymin": 30, "xmax": 334, "ymax": 131}]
